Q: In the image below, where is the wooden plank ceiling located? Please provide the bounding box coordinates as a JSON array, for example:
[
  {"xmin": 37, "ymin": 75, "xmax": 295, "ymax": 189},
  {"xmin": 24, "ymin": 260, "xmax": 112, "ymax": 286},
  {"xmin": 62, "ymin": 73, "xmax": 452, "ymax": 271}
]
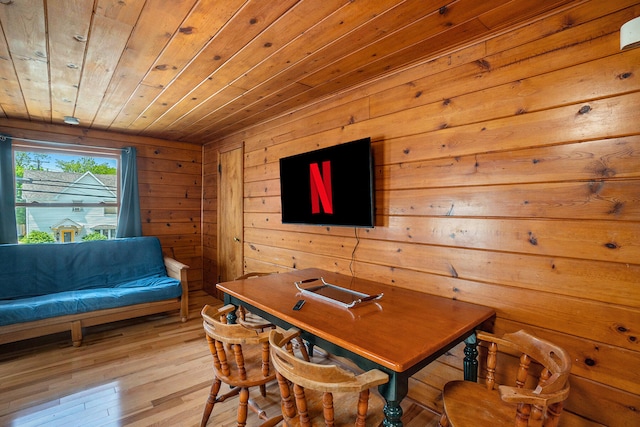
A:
[{"xmin": 0, "ymin": 0, "xmax": 580, "ymax": 145}]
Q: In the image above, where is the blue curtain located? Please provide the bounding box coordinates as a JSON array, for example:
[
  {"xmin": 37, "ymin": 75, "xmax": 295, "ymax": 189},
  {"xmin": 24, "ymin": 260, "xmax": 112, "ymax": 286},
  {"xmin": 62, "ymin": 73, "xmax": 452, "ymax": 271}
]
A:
[
  {"xmin": 0, "ymin": 135, "xmax": 18, "ymax": 244},
  {"xmin": 116, "ymin": 147, "xmax": 142, "ymax": 237}
]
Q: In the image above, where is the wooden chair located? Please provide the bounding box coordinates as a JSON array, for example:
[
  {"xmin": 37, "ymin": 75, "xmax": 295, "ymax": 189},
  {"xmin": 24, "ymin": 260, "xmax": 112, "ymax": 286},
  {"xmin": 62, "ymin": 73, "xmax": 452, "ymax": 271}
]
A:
[
  {"xmin": 234, "ymin": 272, "xmax": 313, "ymax": 362},
  {"xmin": 200, "ymin": 304, "xmax": 282, "ymax": 427},
  {"xmin": 267, "ymin": 328, "xmax": 389, "ymax": 427},
  {"xmin": 439, "ymin": 330, "xmax": 571, "ymax": 427},
  {"xmin": 234, "ymin": 272, "xmax": 277, "ymax": 332}
]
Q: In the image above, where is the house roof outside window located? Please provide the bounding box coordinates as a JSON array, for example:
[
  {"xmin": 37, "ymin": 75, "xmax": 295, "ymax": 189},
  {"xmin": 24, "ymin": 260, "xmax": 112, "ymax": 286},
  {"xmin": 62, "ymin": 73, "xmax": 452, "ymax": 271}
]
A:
[{"xmin": 21, "ymin": 170, "xmax": 117, "ymax": 203}]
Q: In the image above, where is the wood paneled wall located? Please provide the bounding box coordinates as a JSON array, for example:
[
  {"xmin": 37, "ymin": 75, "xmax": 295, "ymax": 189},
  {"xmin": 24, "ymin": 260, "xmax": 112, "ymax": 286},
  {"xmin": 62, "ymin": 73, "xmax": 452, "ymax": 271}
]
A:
[
  {"xmin": 205, "ymin": 2, "xmax": 640, "ymax": 426},
  {"xmin": 0, "ymin": 120, "xmax": 203, "ymax": 291},
  {"xmin": 202, "ymin": 143, "xmax": 218, "ymax": 295}
]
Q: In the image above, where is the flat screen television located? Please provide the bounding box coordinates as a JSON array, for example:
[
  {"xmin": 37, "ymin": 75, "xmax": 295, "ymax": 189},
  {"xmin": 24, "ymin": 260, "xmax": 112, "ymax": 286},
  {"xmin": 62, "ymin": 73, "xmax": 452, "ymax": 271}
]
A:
[{"xmin": 279, "ymin": 137, "xmax": 375, "ymax": 227}]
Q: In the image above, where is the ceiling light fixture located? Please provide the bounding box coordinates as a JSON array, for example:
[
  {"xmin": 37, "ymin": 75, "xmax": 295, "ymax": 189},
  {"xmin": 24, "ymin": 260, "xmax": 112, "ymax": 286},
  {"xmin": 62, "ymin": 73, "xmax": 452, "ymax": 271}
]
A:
[
  {"xmin": 64, "ymin": 116, "xmax": 80, "ymax": 125},
  {"xmin": 620, "ymin": 16, "xmax": 640, "ymax": 50}
]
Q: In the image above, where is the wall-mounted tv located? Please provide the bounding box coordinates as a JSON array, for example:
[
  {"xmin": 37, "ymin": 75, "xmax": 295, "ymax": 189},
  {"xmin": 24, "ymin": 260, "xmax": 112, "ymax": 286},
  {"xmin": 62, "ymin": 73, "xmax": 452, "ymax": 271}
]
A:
[{"xmin": 279, "ymin": 137, "xmax": 375, "ymax": 228}]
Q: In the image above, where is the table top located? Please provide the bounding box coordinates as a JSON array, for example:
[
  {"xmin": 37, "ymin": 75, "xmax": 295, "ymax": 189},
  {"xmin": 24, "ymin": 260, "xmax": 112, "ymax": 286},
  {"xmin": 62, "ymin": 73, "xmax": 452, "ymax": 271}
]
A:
[{"xmin": 217, "ymin": 268, "xmax": 495, "ymax": 372}]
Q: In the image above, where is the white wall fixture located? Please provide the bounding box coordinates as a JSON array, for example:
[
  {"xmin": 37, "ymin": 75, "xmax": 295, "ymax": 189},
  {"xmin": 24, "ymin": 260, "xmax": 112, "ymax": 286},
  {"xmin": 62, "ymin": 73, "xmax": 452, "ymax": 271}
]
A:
[
  {"xmin": 63, "ymin": 116, "xmax": 80, "ymax": 125},
  {"xmin": 620, "ymin": 16, "xmax": 640, "ymax": 50}
]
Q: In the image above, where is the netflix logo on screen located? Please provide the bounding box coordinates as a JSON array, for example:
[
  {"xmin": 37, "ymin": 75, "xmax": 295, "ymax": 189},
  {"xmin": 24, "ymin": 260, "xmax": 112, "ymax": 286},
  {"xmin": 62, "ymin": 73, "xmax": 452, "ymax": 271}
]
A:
[
  {"xmin": 279, "ymin": 138, "xmax": 375, "ymax": 228},
  {"xmin": 309, "ymin": 160, "xmax": 333, "ymax": 214}
]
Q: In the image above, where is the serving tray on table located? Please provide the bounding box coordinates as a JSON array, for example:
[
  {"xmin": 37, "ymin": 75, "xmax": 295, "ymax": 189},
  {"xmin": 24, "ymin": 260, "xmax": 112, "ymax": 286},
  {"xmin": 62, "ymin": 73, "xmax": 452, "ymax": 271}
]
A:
[{"xmin": 294, "ymin": 277, "xmax": 383, "ymax": 309}]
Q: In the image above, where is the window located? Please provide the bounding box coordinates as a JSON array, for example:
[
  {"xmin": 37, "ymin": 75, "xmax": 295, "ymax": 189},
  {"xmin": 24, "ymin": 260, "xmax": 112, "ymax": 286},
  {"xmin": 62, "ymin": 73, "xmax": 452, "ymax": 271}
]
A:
[
  {"xmin": 94, "ymin": 226, "xmax": 117, "ymax": 239},
  {"xmin": 104, "ymin": 206, "xmax": 117, "ymax": 215},
  {"xmin": 14, "ymin": 146, "xmax": 119, "ymax": 243},
  {"xmin": 72, "ymin": 200, "xmax": 84, "ymax": 212}
]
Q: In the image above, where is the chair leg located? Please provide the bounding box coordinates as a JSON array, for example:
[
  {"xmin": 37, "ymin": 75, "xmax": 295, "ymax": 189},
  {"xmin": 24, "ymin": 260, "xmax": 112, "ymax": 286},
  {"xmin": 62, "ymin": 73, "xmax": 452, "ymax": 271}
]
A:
[
  {"xmin": 201, "ymin": 379, "xmax": 244, "ymax": 426},
  {"xmin": 201, "ymin": 378, "xmax": 222, "ymax": 427},
  {"xmin": 295, "ymin": 337, "xmax": 310, "ymax": 361},
  {"xmin": 248, "ymin": 396, "xmax": 268, "ymax": 421},
  {"xmin": 248, "ymin": 384, "xmax": 282, "ymax": 424},
  {"xmin": 238, "ymin": 387, "xmax": 249, "ymax": 427},
  {"xmin": 438, "ymin": 413, "xmax": 450, "ymax": 427},
  {"xmin": 259, "ymin": 414, "xmax": 284, "ymax": 427}
]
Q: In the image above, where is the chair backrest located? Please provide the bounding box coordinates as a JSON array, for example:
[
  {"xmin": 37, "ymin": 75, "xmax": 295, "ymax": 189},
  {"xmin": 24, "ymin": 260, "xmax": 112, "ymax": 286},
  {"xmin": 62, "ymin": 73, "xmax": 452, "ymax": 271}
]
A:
[
  {"xmin": 269, "ymin": 328, "xmax": 389, "ymax": 426},
  {"xmin": 233, "ymin": 272, "xmax": 277, "ymax": 330},
  {"xmin": 234, "ymin": 272, "xmax": 273, "ymax": 280},
  {"xmin": 477, "ymin": 330, "xmax": 571, "ymax": 425},
  {"xmin": 201, "ymin": 304, "xmax": 274, "ymax": 386}
]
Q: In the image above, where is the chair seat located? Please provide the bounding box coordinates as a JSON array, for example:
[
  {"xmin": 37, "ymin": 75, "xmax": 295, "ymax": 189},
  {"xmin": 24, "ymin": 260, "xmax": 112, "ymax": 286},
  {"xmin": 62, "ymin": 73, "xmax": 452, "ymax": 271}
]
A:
[
  {"xmin": 281, "ymin": 388, "xmax": 387, "ymax": 427},
  {"xmin": 238, "ymin": 310, "xmax": 274, "ymax": 330},
  {"xmin": 439, "ymin": 331, "xmax": 571, "ymax": 427},
  {"xmin": 442, "ymin": 380, "xmax": 519, "ymax": 426}
]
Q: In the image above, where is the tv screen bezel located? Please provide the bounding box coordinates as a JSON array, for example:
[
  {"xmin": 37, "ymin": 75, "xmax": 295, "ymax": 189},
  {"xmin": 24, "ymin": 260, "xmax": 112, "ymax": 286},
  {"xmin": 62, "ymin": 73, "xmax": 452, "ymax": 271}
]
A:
[{"xmin": 279, "ymin": 137, "xmax": 375, "ymax": 228}]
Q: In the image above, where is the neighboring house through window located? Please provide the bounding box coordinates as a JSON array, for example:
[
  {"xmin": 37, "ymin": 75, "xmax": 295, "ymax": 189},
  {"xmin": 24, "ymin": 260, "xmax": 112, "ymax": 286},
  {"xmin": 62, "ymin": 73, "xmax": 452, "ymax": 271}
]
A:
[{"xmin": 14, "ymin": 146, "xmax": 119, "ymax": 243}]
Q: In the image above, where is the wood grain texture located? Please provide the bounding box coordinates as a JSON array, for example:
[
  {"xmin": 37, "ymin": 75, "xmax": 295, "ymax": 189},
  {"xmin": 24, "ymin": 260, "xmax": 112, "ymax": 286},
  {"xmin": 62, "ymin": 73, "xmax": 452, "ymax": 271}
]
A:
[
  {"xmin": 0, "ymin": 291, "xmax": 436, "ymax": 427},
  {"xmin": 0, "ymin": 0, "xmax": 589, "ymax": 144},
  {"xmin": 219, "ymin": 269, "xmax": 495, "ymax": 372},
  {"xmin": 210, "ymin": 2, "xmax": 640, "ymax": 426},
  {"xmin": 46, "ymin": 0, "xmax": 93, "ymax": 122},
  {"xmin": 0, "ymin": 1, "xmax": 637, "ymax": 426}
]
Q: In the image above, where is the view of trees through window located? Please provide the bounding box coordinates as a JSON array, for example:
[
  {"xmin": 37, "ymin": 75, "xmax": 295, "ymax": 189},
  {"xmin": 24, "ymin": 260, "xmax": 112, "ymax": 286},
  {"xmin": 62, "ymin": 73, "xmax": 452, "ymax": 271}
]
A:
[{"xmin": 14, "ymin": 148, "xmax": 119, "ymax": 243}]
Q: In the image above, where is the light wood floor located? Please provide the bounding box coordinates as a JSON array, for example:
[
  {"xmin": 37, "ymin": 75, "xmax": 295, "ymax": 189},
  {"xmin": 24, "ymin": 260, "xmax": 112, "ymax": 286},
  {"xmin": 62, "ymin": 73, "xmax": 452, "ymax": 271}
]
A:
[{"xmin": 0, "ymin": 291, "xmax": 440, "ymax": 426}]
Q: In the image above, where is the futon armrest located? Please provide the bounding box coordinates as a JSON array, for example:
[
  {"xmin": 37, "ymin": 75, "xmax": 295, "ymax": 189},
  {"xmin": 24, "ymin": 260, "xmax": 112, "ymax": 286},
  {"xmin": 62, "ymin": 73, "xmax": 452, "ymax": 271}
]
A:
[
  {"xmin": 164, "ymin": 256, "xmax": 189, "ymax": 279},
  {"xmin": 164, "ymin": 257, "xmax": 190, "ymax": 321}
]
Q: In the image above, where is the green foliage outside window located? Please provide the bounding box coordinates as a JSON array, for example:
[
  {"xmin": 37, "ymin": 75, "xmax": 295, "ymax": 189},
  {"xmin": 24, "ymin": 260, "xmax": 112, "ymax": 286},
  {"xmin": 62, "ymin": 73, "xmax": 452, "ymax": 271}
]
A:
[
  {"xmin": 20, "ymin": 230, "xmax": 55, "ymax": 243},
  {"xmin": 82, "ymin": 232, "xmax": 108, "ymax": 241},
  {"xmin": 56, "ymin": 157, "xmax": 116, "ymax": 175}
]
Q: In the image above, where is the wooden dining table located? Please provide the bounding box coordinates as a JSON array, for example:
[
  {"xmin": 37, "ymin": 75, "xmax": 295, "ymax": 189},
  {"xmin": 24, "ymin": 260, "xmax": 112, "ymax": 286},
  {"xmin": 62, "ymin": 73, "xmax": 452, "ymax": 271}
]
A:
[{"xmin": 216, "ymin": 268, "xmax": 495, "ymax": 427}]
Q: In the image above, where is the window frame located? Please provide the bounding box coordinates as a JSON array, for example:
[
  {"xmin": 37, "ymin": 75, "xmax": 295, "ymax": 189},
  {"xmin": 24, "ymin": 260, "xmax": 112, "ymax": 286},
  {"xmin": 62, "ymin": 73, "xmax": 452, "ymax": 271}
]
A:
[{"xmin": 13, "ymin": 142, "xmax": 121, "ymax": 242}]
